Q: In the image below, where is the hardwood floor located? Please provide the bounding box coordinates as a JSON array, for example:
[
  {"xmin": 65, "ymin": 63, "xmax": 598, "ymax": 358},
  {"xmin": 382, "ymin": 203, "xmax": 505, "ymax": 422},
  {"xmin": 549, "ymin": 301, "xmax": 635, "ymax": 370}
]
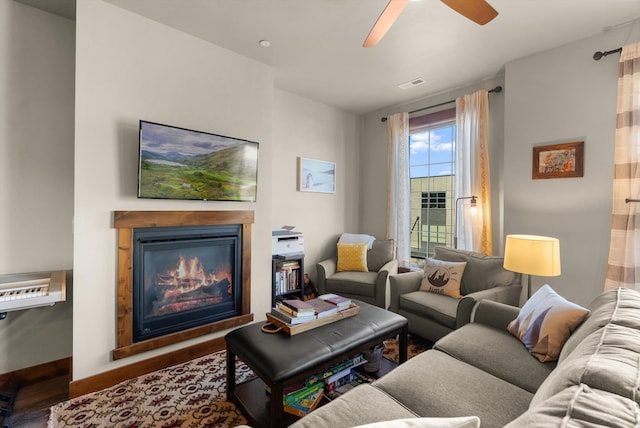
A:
[{"xmin": 1, "ymin": 375, "xmax": 69, "ymax": 428}]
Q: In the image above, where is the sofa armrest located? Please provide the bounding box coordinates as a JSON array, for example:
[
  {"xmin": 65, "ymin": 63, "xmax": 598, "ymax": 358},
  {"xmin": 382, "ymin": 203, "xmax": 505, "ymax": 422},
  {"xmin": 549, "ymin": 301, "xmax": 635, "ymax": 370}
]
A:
[
  {"xmin": 377, "ymin": 259, "xmax": 399, "ymax": 277},
  {"xmin": 472, "ymin": 299, "xmax": 521, "ymax": 330},
  {"xmin": 316, "ymin": 257, "xmax": 337, "ymax": 294},
  {"xmin": 389, "ymin": 271, "xmax": 422, "ymax": 313},
  {"xmin": 375, "ymin": 259, "xmax": 398, "ymax": 309},
  {"xmin": 455, "ymin": 285, "xmax": 523, "ymax": 329}
]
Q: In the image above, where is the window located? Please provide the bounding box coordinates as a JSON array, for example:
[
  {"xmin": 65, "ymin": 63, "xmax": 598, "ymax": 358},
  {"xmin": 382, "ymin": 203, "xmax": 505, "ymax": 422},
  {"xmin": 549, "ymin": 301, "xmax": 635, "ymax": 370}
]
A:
[
  {"xmin": 422, "ymin": 191, "xmax": 446, "ymax": 209},
  {"xmin": 409, "ymin": 108, "xmax": 456, "ymax": 265}
]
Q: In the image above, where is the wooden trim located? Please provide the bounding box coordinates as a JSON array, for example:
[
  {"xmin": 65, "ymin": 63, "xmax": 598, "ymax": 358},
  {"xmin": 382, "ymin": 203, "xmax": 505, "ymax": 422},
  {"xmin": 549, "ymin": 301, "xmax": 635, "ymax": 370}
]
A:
[
  {"xmin": 113, "ymin": 210, "xmax": 254, "ymax": 359},
  {"xmin": 112, "ymin": 313, "xmax": 253, "ymax": 360},
  {"xmin": 114, "ymin": 210, "xmax": 254, "ymax": 228},
  {"xmin": 242, "ymin": 223, "xmax": 252, "ymax": 314},
  {"xmin": 116, "ymin": 227, "xmax": 133, "ymax": 347},
  {"xmin": 71, "ymin": 337, "xmax": 227, "ymax": 398},
  {"xmin": 0, "ymin": 357, "xmax": 71, "ymax": 393}
]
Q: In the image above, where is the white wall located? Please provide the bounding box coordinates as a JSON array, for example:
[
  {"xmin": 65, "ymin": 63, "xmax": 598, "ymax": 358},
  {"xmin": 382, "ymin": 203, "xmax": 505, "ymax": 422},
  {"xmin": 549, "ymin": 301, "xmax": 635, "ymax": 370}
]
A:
[
  {"xmin": 73, "ymin": 0, "xmax": 274, "ymax": 380},
  {"xmin": 504, "ymin": 25, "xmax": 640, "ymax": 306},
  {"xmin": 272, "ymin": 90, "xmax": 361, "ymax": 281},
  {"xmin": 0, "ymin": 1, "xmax": 74, "ymax": 373}
]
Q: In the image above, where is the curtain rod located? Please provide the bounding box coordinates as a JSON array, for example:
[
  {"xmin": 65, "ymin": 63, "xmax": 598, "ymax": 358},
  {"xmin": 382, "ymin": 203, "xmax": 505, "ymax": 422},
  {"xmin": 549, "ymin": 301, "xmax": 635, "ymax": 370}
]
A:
[
  {"xmin": 380, "ymin": 85, "xmax": 503, "ymax": 122},
  {"xmin": 593, "ymin": 47, "xmax": 622, "ymax": 61}
]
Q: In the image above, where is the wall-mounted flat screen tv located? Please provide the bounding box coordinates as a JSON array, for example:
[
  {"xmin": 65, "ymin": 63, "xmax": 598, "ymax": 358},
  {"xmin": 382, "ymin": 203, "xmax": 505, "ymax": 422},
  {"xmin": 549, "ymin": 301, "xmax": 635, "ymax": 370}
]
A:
[{"xmin": 138, "ymin": 120, "xmax": 258, "ymax": 202}]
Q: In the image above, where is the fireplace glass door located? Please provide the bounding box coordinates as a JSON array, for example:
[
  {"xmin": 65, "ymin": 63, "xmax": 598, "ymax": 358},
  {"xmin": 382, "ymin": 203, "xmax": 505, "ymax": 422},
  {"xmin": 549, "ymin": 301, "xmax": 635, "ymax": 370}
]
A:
[{"xmin": 132, "ymin": 225, "xmax": 242, "ymax": 343}]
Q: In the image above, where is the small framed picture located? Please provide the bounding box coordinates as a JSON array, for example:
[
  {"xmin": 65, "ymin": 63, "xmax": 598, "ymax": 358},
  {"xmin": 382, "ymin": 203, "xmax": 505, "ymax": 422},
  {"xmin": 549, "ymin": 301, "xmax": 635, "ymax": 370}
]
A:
[
  {"xmin": 298, "ymin": 157, "xmax": 336, "ymax": 193},
  {"xmin": 532, "ymin": 141, "xmax": 584, "ymax": 179}
]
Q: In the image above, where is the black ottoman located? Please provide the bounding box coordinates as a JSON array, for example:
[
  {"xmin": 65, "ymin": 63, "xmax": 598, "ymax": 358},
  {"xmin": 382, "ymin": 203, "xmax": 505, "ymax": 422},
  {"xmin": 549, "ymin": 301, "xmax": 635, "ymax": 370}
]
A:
[{"xmin": 226, "ymin": 300, "xmax": 408, "ymax": 428}]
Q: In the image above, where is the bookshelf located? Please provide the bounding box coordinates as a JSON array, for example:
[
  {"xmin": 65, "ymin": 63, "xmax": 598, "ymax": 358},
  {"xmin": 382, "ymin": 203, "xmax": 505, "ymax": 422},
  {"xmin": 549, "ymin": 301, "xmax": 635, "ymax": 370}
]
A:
[{"xmin": 272, "ymin": 253, "xmax": 304, "ymax": 306}]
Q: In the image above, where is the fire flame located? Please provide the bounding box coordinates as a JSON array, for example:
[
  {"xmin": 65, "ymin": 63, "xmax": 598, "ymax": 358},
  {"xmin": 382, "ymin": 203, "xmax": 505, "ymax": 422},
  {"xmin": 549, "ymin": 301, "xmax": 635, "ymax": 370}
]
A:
[{"xmin": 156, "ymin": 254, "xmax": 231, "ymax": 290}]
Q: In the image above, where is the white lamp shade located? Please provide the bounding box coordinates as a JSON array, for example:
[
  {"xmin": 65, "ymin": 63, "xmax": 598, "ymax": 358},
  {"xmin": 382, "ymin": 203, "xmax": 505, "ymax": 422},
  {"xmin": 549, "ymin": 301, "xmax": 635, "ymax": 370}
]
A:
[{"xmin": 503, "ymin": 234, "xmax": 561, "ymax": 277}]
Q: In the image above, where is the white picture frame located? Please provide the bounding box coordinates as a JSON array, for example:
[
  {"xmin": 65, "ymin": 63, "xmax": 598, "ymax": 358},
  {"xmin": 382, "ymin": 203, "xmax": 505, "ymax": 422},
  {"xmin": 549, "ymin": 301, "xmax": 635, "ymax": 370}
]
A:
[{"xmin": 297, "ymin": 157, "xmax": 336, "ymax": 193}]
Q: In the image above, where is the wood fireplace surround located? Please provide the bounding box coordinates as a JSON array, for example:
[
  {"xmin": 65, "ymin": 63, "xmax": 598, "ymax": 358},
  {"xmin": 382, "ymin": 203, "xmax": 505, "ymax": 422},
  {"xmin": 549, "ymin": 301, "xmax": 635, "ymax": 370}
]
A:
[{"xmin": 113, "ymin": 210, "xmax": 254, "ymax": 360}]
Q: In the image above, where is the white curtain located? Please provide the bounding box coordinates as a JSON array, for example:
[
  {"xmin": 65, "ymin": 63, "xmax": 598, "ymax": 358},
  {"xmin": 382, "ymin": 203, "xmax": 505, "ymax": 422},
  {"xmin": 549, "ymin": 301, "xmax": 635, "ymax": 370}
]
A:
[
  {"xmin": 455, "ymin": 89, "xmax": 493, "ymax": 255},
  {"xmin": 386, "ymin": 112, "xmax": 410, "ymax": 267},
  {"xmin": 605, "ymin": 42, "xmax": 640, "ymax": 291}
]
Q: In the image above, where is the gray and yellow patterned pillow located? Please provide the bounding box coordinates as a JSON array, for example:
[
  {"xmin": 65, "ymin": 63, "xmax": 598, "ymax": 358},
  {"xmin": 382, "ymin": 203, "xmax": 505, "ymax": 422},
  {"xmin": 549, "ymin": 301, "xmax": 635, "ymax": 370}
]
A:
[{"xmin": 507, "ymin": 284, "xmax": 589, "ymax": 362}]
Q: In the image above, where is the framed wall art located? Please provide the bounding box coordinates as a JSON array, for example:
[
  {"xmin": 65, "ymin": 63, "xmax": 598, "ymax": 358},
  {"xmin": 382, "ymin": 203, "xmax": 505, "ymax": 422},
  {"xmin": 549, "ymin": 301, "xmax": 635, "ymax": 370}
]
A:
[
  {"xmin": 297, "ymin": 157, "xmax": 336, "ymax": 193},
  {"xmin": 532, "ymin": 141, "xmax": 584, "ymax": 180}
]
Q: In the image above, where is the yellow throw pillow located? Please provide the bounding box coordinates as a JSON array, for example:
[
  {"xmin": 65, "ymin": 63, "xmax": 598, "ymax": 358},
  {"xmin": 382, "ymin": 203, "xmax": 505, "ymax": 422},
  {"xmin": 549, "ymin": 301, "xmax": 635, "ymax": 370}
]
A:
[
  {"xmin": 419, "ymin": 258, "xmax": 466, "ymax": 298},
  {"xmin": 337, "ymin": 243, "xmax": 369, "ymax": 272}
]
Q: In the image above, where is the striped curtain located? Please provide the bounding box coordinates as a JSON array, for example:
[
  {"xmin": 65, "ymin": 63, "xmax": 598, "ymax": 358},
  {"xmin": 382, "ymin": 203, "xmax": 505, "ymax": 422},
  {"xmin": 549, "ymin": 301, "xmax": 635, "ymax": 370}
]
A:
[
  {"xmin": 605, "ymin": 42, "xmax": 640, "ymax": 291},
  {"xmin": 387, "ymin": 112, "xmax": 410, "ymax": 267},
  {"xmin": 455, "ymin": 89, "xmax": 493, "ymax": 255}
]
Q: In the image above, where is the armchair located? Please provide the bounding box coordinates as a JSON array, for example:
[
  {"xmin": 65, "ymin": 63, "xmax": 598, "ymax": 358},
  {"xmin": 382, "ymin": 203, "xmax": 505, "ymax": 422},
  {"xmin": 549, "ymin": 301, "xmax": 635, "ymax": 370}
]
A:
[
  {"xmin": 317, "ymin": 238, "xmax": 398, "ymax": 309},
  {"xmin": 390, "ymin": 246, "xmax": 522, "ymax": 342}
]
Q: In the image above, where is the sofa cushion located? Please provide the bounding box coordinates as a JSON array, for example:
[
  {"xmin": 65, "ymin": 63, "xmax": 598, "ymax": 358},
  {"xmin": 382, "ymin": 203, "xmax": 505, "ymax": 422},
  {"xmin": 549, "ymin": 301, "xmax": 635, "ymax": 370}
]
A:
[
  {"xmin": 507, "ymin": 284, "xmax": 589, "ymax": 362},
  {"xmin": 434, "ymin": 323, "xmax": 556, "ymax": 393},
  {"xmin": 505, "ymin": 384, "xmax": 640, "ymax": 428},
  {"xmin": 433, "ymin": 246, "xmax": 518, "ymax": 295},
  {"xmin": 289, "ymin": 384, "xmax": 419, "ymax": 428},
  {"xmin": 337, "ymin": 243, "xmax": 369, "ymax": 272},
  {"xmin": 353, "ymin": 417, "xmax": 481, "ymax": 428},
  {"xmin": 531, "ymin": 322, "xmax": 640, "ymax": 408},
  {"xmin": 420, "ymin": 258, "xmax": 466, "ymax": 298},
  {"xmin": 399, "ymin": 291, "xmax": 458, "ymax": 329},
  {"xmin": 559, "ymin": 287, "xmax": 640, "ymax": 363},
  {"xmin": 373, "ymin": 350, "xmax": 533, "ymax": 428},
  {"xmin": 368, "ymin": 239, "xmax": 395, "ymax": 272},
  {"xmin": 326, "ymin": 271, "xmax": 378, "ymax": 297}
]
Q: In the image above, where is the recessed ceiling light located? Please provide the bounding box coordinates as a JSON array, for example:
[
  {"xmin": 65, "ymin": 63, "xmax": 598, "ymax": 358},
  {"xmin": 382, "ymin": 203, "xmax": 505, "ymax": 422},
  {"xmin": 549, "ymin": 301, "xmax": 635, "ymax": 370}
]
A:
[{"xmin": 259, "ymin": 40, "xmax": 271, "ymax": 47}]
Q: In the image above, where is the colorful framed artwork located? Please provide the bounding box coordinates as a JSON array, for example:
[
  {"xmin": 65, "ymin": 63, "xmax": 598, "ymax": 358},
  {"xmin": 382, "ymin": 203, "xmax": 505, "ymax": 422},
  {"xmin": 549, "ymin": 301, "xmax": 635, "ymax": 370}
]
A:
[
  {"xmin": 532, "ymin": 141, "xmax": 584, "ymax": 180},
  {"xmin": 297, "ymin": 157, "xmax": 336, "ymax": 193}
]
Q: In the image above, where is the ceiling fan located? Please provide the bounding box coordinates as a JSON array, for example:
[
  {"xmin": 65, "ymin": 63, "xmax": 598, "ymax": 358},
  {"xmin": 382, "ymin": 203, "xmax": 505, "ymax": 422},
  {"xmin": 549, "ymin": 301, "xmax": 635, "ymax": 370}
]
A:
[{"xmin": 363, "ymin": 0, "xmax": 498, "ymax": 48}]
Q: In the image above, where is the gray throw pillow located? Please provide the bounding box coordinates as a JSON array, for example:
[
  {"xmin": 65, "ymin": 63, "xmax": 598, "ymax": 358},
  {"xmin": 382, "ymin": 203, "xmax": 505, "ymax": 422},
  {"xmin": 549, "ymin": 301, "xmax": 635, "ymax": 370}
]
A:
[{"xmin": 367, "ymin": 239, "xmax": 395, "ymax": 271}]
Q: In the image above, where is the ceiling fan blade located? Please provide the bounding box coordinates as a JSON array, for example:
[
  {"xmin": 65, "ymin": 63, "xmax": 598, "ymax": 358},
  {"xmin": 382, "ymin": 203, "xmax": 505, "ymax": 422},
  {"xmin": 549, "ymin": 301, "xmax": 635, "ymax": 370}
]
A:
[
  {"xmin": 363, "ymin": 0, "xmax": 408, "ymax": 48},
  {"xmin": 440, "ymin": 0, "xmax": 498, "ymax": 25}
]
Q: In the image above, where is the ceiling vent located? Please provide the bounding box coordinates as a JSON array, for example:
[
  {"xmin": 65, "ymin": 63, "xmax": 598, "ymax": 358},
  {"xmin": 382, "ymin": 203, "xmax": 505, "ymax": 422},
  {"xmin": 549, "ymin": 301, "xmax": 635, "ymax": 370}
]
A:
[{"xmin": 398, "ymin": 78, "xmax": 426, "ymax": 90}]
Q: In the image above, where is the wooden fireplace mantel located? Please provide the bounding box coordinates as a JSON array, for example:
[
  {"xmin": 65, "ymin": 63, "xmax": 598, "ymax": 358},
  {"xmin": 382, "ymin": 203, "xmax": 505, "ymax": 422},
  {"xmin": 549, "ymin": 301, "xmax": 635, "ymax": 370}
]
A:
[{"xmin": 112, "ymin": 210, "xmax": 254, "ymax": 360}]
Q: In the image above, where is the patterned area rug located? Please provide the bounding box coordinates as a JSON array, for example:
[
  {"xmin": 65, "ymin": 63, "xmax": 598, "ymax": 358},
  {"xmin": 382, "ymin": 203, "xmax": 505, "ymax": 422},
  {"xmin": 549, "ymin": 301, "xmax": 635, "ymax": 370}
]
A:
[
  {"xmin": 48, "ymin": 337, "xmax": 431, "ymax": 427},
  {"xmin": 48, "ymin": 350, "xmax": 254, "ymax": 428}
]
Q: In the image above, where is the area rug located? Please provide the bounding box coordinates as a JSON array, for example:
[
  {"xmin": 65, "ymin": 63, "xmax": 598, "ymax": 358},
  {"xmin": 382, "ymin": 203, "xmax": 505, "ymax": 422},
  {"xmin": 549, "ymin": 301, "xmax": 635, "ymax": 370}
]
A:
[
  {"xmin": 48, "ymin": 338, "xmax": 431, "ymax": 428},
  {"xmin": 48, "ymin": 350, "xmax": 254, "ymax": 428},
  {"xmin": 383, "ymin": 334, "xmax": 433, "ymax": 363}
]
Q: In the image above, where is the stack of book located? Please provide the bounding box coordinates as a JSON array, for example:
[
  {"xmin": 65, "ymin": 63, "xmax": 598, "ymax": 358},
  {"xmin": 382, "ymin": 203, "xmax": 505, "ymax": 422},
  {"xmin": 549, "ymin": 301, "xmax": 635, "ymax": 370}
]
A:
[
  {"xmin": 318, "ymin": 293, "xmax": 352, "ymax": 311},
  {"xmin": 271, "ymin": 294, "xmax": 353, "ymax": 325},
  {"xmin": 282, "ymin": 383, "xmax": 324, "ymax": 416},
  {"xmin": 305, "ymin": 297, "xmax": 338, "ymax": 318},
  {"xmin": 283, "ymin": 383, "xmax": 324, "ymax": 416},
  {"xmin": 271, "ymin": 299, "xmax": 316, "ymax": 325}
]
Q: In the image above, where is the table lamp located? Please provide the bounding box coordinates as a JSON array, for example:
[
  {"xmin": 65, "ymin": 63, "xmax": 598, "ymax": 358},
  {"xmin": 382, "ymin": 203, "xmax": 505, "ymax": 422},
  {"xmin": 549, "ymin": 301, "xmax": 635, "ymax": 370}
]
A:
[{"xmin": 503, "ymin": 234, "xmax": 561, "ymax": 298}]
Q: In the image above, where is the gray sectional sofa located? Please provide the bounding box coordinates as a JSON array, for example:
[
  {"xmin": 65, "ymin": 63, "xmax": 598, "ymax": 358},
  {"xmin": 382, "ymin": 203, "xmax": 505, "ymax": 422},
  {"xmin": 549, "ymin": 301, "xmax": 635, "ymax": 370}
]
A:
[{"xmin": 291, "ymin": 287, "xmax": 640, "ymax": 427}]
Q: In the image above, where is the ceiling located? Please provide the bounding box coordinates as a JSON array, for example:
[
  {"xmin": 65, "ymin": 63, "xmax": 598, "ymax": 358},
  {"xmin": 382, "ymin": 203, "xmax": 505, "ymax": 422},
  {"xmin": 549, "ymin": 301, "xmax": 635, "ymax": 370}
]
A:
[{"xmin": 15, "ymin": 0, "xmax": 640, "ymax": 114}]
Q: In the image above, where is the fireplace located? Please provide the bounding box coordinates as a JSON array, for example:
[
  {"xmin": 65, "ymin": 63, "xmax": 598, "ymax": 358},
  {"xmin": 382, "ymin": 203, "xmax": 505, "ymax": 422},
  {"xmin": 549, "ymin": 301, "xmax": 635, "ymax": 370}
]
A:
[
  {"xmin": 133, "ymin": 224, "xmax": 242, "ymax": 343},
  {"xmin": 113, "ymin": 211, "xmax": 254, "ymax": 360}
]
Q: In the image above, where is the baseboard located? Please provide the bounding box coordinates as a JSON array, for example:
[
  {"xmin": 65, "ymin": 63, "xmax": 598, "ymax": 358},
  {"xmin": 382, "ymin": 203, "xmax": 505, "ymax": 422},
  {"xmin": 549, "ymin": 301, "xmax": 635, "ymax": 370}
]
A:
[
  {"xmin": 69, "ymin": 336, "xmax": 226, "ymax": 398},
  {"xmin": 0, "ymin": 357, "xmax": 71, "ymax": 393}
]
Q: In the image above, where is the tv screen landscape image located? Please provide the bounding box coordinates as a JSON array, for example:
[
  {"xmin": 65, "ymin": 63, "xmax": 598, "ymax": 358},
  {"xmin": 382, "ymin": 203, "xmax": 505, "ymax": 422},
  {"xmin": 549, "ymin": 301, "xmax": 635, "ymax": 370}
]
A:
[{"xmin": 138, "ymin": 120, "xmax": 258, "ymax": 202}]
